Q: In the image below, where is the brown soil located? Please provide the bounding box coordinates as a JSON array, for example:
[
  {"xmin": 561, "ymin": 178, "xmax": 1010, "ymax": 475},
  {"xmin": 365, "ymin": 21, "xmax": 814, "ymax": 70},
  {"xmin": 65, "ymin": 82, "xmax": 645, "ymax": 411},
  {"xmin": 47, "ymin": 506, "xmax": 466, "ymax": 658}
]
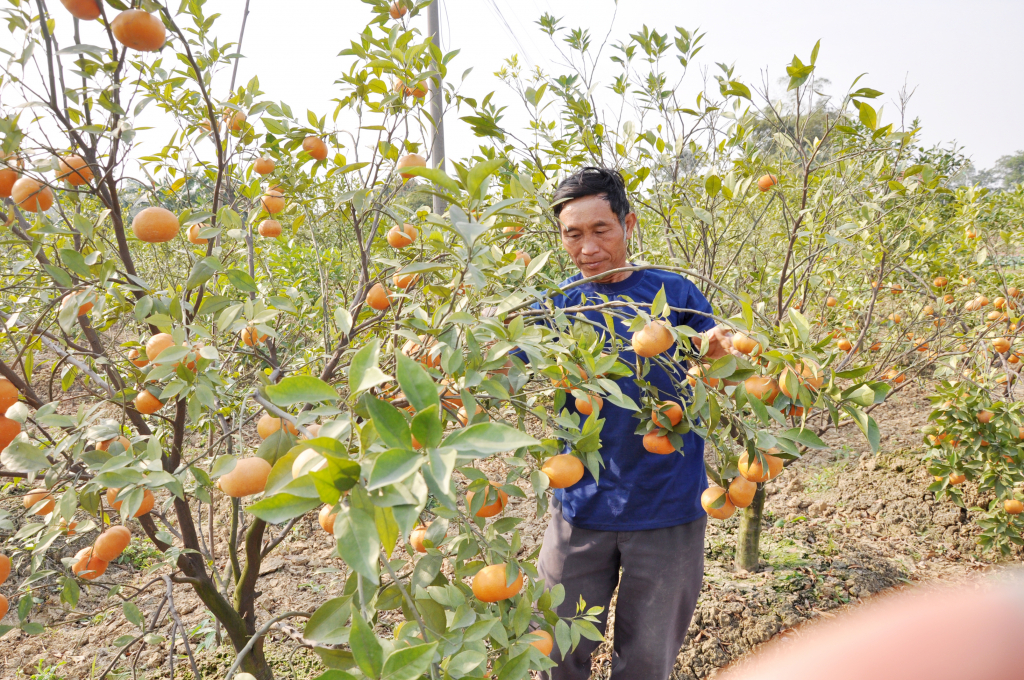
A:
[{"xmin": 0, "ymin": 383, "xmax": 1017, "ymax": 679}]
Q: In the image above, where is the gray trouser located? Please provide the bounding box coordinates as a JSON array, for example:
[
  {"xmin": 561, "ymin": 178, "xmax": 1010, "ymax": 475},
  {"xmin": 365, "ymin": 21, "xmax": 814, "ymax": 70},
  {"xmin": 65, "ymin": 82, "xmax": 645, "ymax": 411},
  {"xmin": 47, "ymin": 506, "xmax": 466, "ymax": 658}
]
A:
[{"xmin": 538, "ymin": 500, "xmax": 707, "ymax": 680}]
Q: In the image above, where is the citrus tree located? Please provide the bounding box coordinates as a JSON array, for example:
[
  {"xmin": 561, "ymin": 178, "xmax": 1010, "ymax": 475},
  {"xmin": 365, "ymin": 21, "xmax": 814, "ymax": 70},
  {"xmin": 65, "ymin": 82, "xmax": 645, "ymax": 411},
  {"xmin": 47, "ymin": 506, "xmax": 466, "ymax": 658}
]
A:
[{"xmin": 0, "ymin": 2, "xmax": 981, "ymax": 680}]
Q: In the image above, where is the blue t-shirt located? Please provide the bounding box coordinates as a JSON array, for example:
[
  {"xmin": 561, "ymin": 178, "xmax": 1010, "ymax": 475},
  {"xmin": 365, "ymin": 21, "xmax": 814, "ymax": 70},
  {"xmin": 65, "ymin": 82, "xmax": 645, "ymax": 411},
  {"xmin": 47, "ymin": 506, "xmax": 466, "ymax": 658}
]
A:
[{"xmin": 526, "ymin": 268, "xmax": 716, "ymax": 531}]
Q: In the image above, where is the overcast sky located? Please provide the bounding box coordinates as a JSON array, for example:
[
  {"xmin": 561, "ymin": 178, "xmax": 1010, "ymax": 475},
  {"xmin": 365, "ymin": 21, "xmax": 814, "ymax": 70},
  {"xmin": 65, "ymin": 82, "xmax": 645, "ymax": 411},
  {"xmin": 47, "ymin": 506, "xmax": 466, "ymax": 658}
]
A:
[{"xmin": 65, "ymin": 0, "xmax": 1024, "ymax": 170}]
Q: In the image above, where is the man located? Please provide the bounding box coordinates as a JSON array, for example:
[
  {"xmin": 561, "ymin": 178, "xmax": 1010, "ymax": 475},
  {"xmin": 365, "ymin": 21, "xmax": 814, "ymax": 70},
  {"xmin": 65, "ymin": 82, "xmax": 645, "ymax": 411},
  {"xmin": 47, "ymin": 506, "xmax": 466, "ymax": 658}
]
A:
[{"xmin": 534, "ymin": 167, "xmax": 731, "ymax": 680}]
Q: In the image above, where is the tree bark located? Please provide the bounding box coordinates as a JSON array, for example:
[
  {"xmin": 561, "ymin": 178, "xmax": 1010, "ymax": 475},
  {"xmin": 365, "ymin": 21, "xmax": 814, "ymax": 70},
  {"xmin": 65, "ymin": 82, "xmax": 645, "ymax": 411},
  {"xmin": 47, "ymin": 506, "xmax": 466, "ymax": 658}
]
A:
[{"xmin": 735, "ymin": 486, "xmax": 766, "ymax": 572}]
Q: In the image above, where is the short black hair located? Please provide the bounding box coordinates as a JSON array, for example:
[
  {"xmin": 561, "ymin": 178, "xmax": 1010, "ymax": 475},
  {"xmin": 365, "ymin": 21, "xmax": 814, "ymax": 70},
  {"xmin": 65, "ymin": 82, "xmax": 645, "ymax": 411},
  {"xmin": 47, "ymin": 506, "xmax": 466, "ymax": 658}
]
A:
[{"xmin": 551, "ymin": 167, "xmax": 631, "ymax": 225}]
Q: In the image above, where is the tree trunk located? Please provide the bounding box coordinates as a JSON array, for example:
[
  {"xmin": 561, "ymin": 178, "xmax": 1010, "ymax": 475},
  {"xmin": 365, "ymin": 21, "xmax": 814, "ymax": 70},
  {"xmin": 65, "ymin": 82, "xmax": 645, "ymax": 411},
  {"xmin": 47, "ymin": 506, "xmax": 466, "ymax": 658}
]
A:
[{"xmin": 735, "ymin": 486, "xmax": 766, "ymax": 572}]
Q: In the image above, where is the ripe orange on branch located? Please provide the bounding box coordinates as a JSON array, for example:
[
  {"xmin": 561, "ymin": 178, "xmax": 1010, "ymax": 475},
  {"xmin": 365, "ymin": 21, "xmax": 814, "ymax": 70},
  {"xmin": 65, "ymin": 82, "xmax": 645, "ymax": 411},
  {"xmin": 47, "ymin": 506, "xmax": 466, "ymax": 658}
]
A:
[
  {"xmin": 575, "ymin": 393, "xmax": 603, "ymax": 416},
  {"xmin": 701, "ymin": 485, "xmax": 736, "ymax": 519},
  {"xmin": 106, "ymin": 487, "xmax": 155, "ymax": 516},
  {"xmin": 0, "ymin": 377, "xmax": 18, "ymax": 412},
  {"xmin": 0, "ymin": 415, "xmax": 21, "ymax": 452},
  {"xmin": 396, "ymin": 153, "xmax": 426, "ymax": 179},
  {"xmin": 258, "ymin": 219, "xmax": 282, "ymax": 238},
  {"xmin": 757, "ymin": 174, "xmax": 777, "ymax": 192},
  {"xmin": 466, "ymin": 482, "xmax": 508, "ymax": 517},
  {"xmin": 254, "ymin": 157, "xmax": 275, "ymax": 175},
  {"xmin": 134, "ymin": 389, "xmax": 163, "ymax": 415},
  {"xmin": 528, "ymin": 630, "xmax": 554, "ymax": 656},
  {"xmin": 472, "ymin": 564, "xmax": 523, "ymax": 602},
  {"xmin": 632, "ymin": 321, "xmax": 673, "ymax": 358},
  {"xmin": 652, "ymin": 401, "xmax": 683, "ymax": 428},
  {"xmin": 410, "ymin": 523, "xmax": 432, "ymax": 553},
  {"xmin": 241, "ymin": 327, "xmax": 267, "ymax": 346},
  {"xmin": 111, "ymin": 10, "xmax": 166, "ymax": 52},
  {"xmin": 366, "ymin": 283, "xmax": 392, "ymax": 311},
  {"xmin": 541, "ymin": 454, "xmax": 584, "ymax": 488},
  {"xmin": 11, "ymin": 177, "xmax": 53, "ymax": 212},
  {"xmin": 738, "ymin": 451, "xmax": 783, "ymax": 483},
  {"xmin": 319, "ymin": 505, "xmax": 338, "ymax": 533},
  {"xmin": 132, "ymin": 207, "xmax": 179, "ymax": 243},
  {"xmin": 72, "ymin": 548, "xmax": 107, "ymax": 580},
  {"xmin": 643, "ymin": 430, "xmax": 675, "ymax": 454},
  {"xmin": 260, "ymin": 189, "xmax": 286, "ymax": 215},
  {"xmin": 302, "ymin": 136, "xmax": 328, "ymax": 161},
  {"xmin": 57, "ymin": 155, "xmax": 94, "ymax": 185},
  {"xmin": 216, "ymin": 457, "xmax": 272, "ymax": 497},
  {"xmin": 732, "ymin": 332, "xmax": 761, "ymax": 356},
  {"xmin": 744, "ymin": 376, "xmax": 779, "ymax": 404},
  {"xmin": 23, "ymin": 489, "xmax": 55, "ymax": 515},
  {"xmin": 387, "ymin": 223, "xmax": 418, "ymax": 248},
  {"xmin": 93, "ymin": 526, "xmax": 132, "ymax": 561},
  {"xmin": 728, "ymin": 475, "xmax": 758, "ymax": 508},
  {"xmin": 779, "ymin": 359, "xmax": 824, "ymax": 398},
  {"xmin": 59, "ymin": 0, "xmax": 102, "ymax": 21},
  {"xmin": 257, "ymin": 413, "xmax": 297, "ymax": 439}
]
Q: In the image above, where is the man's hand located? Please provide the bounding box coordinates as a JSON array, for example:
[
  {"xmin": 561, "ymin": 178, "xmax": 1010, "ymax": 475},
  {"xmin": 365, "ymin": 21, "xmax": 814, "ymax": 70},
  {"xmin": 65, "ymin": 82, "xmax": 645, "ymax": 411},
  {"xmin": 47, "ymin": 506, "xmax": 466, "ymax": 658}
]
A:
[{"xmin": 695, "ymin": 325, "xmax": 738, "ymax": 361}]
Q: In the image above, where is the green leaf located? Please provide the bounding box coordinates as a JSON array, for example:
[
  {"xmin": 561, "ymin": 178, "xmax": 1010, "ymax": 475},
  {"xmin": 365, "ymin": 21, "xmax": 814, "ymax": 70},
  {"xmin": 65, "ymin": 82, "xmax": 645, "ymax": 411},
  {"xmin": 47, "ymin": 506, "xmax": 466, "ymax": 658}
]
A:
[
  {"xmin": 442, "ymin": 423, "xmax": 538, "ymax": 458},
  {"xmin": 1, "ymin": 439, "xmax": 49, "ymax": 472},
  {"xmin": 466, "ymin": 157, "xmax": 505, "ymax": 199},
  {"xmin": 266, "ymin": 376, "xmax": 339, "ymax": 406},
  {"xmin": 375, "ymin": 505, "xmax": 399, "ymax": 559},
  {"xmin": 778, "ymin": 427, "xmax": 827, "ymax": 449},
  {"xmin": 123, "ymin": 602, "xmax": 144, "ymax": 629},
  {"xmin": 309, "ymin": 458, "xmax": 362, "ymax": 505},
  {"xmin": 184, "ymin": 256, "xmax": 221, "ymax": 289},
  {"xmin": 855, "ymin": 100, "xmax": 877, "ymax": 130},
  {"xmin": 350, "ymin": 613, "xmax": 384, "ymax": 679},
  {"xmin": 399, "ymin": 165, "xmax": 460, "ymax": 193},
  {"xmin": 367, "ymin": 449, "xmax": 424, "ymax": 491},
  {"xmin": 349, "ymin": 339, "xmax": 392, "ymax": 396},
  {"xmin": 334, "ymin": 500, "xmax": 380, "ymax": 581},
  {"xmin": 381, "ymin": 642, "xmax": 438, "ymax": 680},
  {"xmin": 411, "ymin": 405, "xmax": 442, "ymax": 449},
  {"xmin": 256, "ymin": 428, "xmax": 295, "ymax": 465},
  {"xmin": 310, "ymin": 672, "xmax": 357, "ymax": 680},
  {"xmin": 366, "ymin": 397, "xmax": 411, "ymax": 449},
  {"xmin": 706, "ymin": 355, "xmax": 737, "ymax": 379},
  {"xmin": 304, "ymin": 597, "xmax": 352, "ymax": 645},
  {"xmin": 496, "ymin": 650, "xmax": 531, "ymax": 680},
  {"xmin": 395, "ymin": 353, "xmax": 439, "ymax": 412},
  {"xmin": 246, "ymin": 493, "xmax": 320, "ymax": 524},
  {"xmin": 223, "ymin": 268, "xmax": 258, "ymax": 292}
]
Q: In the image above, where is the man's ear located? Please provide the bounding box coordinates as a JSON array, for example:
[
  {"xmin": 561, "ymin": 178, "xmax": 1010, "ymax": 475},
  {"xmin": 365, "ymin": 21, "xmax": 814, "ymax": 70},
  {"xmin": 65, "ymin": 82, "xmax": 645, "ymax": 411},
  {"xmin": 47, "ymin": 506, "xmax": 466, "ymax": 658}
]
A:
[{"xmin": 624, "ymin": 212, "xmax": 637, "ymax": 240}]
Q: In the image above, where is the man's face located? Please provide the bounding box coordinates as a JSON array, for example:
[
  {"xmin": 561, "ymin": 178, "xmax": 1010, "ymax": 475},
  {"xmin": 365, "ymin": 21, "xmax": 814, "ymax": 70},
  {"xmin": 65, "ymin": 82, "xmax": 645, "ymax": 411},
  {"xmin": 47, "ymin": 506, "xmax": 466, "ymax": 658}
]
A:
[{"xmin": 558, "ymin": 194, "xmax": 637, "ymax": 281}]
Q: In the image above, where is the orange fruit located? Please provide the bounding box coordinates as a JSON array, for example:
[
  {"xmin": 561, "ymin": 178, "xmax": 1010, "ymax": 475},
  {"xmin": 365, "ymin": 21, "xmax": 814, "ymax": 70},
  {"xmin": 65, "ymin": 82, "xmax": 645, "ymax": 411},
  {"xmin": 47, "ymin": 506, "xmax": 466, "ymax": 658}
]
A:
[
  {"xmin": 106, "ymin": 487, "xmax": 155, "ymax": 516},
  {"xmin": 1009, "ymin": 286, "xmax": 1021, "ymax": 298},
  {"xmin": 466, "ymin": 482, "xmax": 509, "ymax": 518},
  {"xmin": 992, "ymin": 338, "xmax": 1011, "ymax": 353},
  {"xmin": 732, "ymin": 332, "xmax": 761, "ymax": 356},
  {"xmin": 131, "ymin": 206, "xmax": 179, "ymax": 243},
  {"xmin": 0, "ymin": 553, "xmax": 9, "ymax": 586},
  {"xmin": 397, "ymin": 153, "xmax": 426, "ymax": 179},
  {"xmin": 366, "ymin": 283, "xmax": 391, "ymax": 311},
  {"xmin": 687, "ymin": 364, "xmax": 720, "ymax": 389},
  {"xmin": 0, "ymin": 415, "xmax": 20, "ymax": 452},
  {"xmin": 943, "ymin": 294, "xmax": 955, "ymax": 304},
  {"xmin": 779, "ymin": 360, "xmax": 824, "ymax": 398},
  {"xmin": 825, "ymin": 296, "xmax": 837, "ymax": 307},
  {"xmin": 59, "ymin": 0, "xmax": 102, "ymax": 20},
  {"xmin": 389, "ymin": 1, "xmax": 408, "ymax": 19},
  {"xmin": 456, "ymin": 405, "xmax": 486, "ymax": 426},
  {"xmin": 575, "ymin": 394, "xmax": 603, "ymax": 416},
  {"xmin": 23, "ymin": 489, "xmax": 55, "ymax": 515},
  {"xmin": 223, "ymin": 110, "xmax": 246, "ymax": 132},
  {"xmin": 514, "ymin": 250, "xmax": 532, "ymax": 267},
  {"xmin": 701, "ymin": 486, "xmax": 736, "ymax": 519},
  {"xmin": 240, "ymin": 326, "xmax": 267, "ymax": 346},
  {"xmin": 387, "ymin": 223, "xmax": 418, "ymax": 248},
  {"xmin": 97, "ymin": 436, "xmax": 131, "ymax": 452},
  {"xmin": 472, "ymin": 564, "xmax": 523, "ymax": 602},
  {"xmin": 72, "ymin": 548, "xmax": 107, "ymax": 580},
  {"xmin": 977, "ymin": 410, "xmax": 994, "ymax": 424},
  {"xmin": 948, "ymin": 472, "xmax": 966, "ymax": 485},
  {"xmin": 410, "ymin": 523, "xmax": 431, "ymax": 553},
  {"xmin": 257, "ymin": 413, "xmax": 297, "ymax": 439},
  {"xmin": 319, "ymin": 504, "xmax": 338, "ymax": 533},
  {"xmin": 643, "ymin": 431, "xmax": 675, "ymax": 454},
  {"xmin": 757, "ymin": 174, "xmax": 777, "ymax": 192},
  {"xmin": 11, "ymin": 177, "xmax": 53, "ymax": 212},
  {"xmin": 302, "ymin": 136, "xmax": 328, "ymax": 161},
  {"xmin": 57, "ymin": 155, "xmax": 93, "ymax": 185},
  {"xmin": 0, "ymin": 166, "xmax": 17, "ymax": 198},
  {"xmin": 393, "ymin": 271, "xmax": 419, "ymax": 289},
  {"xmin": 216, "ymin": 457, "xmax": 272, "ymax": 497},
  {"xmin": 890, "ymin": 284, "xmax": 903, "ymax": 295},
  {"xmin": 0, "ymin": 378, "xmax": 18, "ymax": 412},
  {"xmin": 728, "ymin": 475, "xmax": 757, "ymax": 508},
  {"xmin": 632, "ymin": 321, "xmax": 673, "ymax": 358},
  {"xmin": 744, "ymin": 376, "xmax": 779, "ymax": 404},
  {"xmin": 837, "ymin": 338, "xmax": 853, "ymax": 352},
  {"xmin": 0, "ymin": 593, "xmax": 7, "ymax": 619},
  {"xmin": 134, "ymin": 389, "xmax": 163, "ymax": 415},
  {"xmin": 111, "ymin": 10, "xmax": 166, "ymax": 51},
  {"xmin": 652, "ymin": 401, "xmax": 684, "ymax": 428},
  {"xmin": 187, "ymin": 223, "xmax": 208, "ymax": 245},
  {"xmin": 528, "ymin": 630, "xmax": 554, "ymax": 656},
  {"xmin": 145, "ymin": 333, "xmax": 175, "ymax": 362},
  {"xmin": 1005, "ymin": 499, "xmax": 1023, "ymax": 515},
  {"xmin": 60, "ymin": 294, "xmax": 93, "ymax": 318},
  {"xmin": 254, "ymin": 157, "xmax": 275, "ymax": 175},
  {"xmin": 738, "ymin": 451, "xmax": 783, "ymax": 483},
  {"xmin": 258, "ymin": 219, "xmax": 282, "ymax": 238},
  {"xmin": 261, "ymin": 189, "xmax": 286, "ymax": 214},
  {"xmin": 540, "ymin": 454, "xmax": 585, "ymax": 489},
  {"xmin": 503, "ymin": 224, "xmax": 523, "ymax": 240},
  {"xmin": 933, "ymin": 276, "xmax": 948, "ymax": 287},
  {"xmin": 93, "ymin": 526, "xmax": 132, "ymax": 561}
]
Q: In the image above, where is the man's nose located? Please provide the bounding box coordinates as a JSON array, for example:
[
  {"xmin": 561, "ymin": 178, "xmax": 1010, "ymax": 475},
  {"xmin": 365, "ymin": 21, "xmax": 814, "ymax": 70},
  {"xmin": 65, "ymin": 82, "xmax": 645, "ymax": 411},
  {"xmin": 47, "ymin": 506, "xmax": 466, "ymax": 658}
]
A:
[{"xmin": 580, "ymin": 237, "xmax": 601, "ymax": 255}]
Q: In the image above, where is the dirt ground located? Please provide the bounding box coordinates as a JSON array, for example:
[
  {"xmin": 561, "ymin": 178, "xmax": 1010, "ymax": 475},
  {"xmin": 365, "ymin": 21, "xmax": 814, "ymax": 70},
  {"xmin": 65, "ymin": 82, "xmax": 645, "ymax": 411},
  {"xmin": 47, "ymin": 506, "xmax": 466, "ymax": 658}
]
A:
[{"xmin": 0, "ymin": 383, "xmax": 1018, "ymax": 679}]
